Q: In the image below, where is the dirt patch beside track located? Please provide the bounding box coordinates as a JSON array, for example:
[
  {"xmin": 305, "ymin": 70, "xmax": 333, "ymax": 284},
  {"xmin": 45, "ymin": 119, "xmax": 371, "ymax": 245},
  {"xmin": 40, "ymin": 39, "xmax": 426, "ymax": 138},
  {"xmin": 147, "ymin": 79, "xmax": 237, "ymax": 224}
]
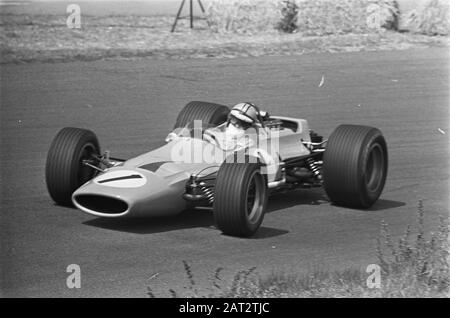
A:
[{"xmin": 1, "ymin": 14, "xmax": 449, "ymax": 64}]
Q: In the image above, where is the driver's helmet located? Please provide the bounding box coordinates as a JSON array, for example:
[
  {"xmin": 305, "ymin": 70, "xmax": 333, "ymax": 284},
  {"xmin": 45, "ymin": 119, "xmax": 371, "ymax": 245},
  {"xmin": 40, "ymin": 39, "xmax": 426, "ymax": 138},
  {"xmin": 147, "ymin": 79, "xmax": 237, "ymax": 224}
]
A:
[{"xmin": 228, "ymin": 102, "xmax": 259, "ymax": 130}]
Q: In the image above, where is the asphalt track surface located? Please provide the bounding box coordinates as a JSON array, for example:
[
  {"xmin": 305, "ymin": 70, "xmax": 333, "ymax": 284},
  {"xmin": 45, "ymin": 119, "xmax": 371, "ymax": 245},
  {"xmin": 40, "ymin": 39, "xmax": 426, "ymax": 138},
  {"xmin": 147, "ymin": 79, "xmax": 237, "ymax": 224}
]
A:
[{"xmin": 1, "ymin": 48, "xmax": 449, "ymax": 297}]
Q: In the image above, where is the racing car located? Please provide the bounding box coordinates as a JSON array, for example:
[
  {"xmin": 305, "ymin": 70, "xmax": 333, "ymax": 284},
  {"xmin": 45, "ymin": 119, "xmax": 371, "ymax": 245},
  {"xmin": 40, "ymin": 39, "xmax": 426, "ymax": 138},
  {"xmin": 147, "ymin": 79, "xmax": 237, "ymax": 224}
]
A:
[{"xmin": 45, "ymin": 101, "xmax": 388, "ymax": 237}]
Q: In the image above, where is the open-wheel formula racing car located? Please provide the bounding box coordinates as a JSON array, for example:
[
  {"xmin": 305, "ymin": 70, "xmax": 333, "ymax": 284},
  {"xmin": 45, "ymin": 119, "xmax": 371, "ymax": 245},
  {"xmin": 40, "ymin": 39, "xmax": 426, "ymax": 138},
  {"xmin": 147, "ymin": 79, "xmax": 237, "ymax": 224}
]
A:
[{"xmin": 46, "ymin": 101, "xmax": 388, "ymax": 237}]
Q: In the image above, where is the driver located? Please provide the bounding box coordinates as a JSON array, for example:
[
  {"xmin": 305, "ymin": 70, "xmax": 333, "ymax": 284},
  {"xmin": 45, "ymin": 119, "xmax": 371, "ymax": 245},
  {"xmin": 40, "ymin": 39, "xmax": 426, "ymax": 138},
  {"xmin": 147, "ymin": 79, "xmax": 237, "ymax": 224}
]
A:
[
  {"xmin": 226, "ymin": 102, "xmax": 259, "ymax": 136},
  {"xmin": 205, "ymin": 102, "xmax": 259, "ymax": 151}
]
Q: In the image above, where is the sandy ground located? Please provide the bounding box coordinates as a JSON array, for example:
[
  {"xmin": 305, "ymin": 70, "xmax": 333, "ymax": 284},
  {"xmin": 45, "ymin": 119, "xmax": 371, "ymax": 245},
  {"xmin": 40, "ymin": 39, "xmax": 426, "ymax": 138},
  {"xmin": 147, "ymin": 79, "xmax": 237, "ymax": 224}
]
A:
[
  {"xmin": 0, "ymin": 0, "xmax": 426, "ymax": 16},
  {"xmin": 0, "ymin": 0, "xmax": 181, "ymax": 16},
  {"xmin": 2, "ymin": 0, "xmax": 449, "ymax": 64}
]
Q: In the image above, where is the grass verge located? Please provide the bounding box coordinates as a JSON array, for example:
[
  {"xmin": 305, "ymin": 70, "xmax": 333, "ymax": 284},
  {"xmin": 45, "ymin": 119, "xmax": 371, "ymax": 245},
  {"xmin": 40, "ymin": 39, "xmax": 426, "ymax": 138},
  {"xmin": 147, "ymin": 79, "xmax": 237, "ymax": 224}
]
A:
[
  {"xmin": 405, "ymin": 0, "xmax": 450, "ymax": 36},
  {"xmin": 148, "ymin": 200, "xmax": 449, "ymax": 298},
  {"xmin": 2, "ymin": 0, "xmax": 449, "ymax": 64},
  {"xmin": 1, "ymin": 14, "xmax": 449, "ymax": 64}
]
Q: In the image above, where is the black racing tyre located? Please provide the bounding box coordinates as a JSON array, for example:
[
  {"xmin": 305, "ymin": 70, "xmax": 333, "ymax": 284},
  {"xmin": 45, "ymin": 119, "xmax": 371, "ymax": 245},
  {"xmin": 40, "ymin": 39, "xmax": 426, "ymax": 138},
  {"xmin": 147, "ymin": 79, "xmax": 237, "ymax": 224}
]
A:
[
  {"xmin": 45, "ymin": 127, "xmax": 100, "ymax": 206},
  {"xmin": 213, "ymin": 160, "xmax": 268, "ymax": 237},
  {"xmin": 173, "ymin": 101, "xmax": 229, "ymax": 131},
  {"xmin": 322, "ymin": 124, "xmax": 388, "ymax": 208}
]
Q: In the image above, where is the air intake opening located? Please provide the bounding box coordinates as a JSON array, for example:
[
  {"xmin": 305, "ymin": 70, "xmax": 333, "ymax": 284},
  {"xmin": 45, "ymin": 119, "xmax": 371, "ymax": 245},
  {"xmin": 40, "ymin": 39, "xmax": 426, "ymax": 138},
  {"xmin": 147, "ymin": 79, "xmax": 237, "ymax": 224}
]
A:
[{"xmin": 74, "ymin": 195, "xmax": 128, "ymax": 214}]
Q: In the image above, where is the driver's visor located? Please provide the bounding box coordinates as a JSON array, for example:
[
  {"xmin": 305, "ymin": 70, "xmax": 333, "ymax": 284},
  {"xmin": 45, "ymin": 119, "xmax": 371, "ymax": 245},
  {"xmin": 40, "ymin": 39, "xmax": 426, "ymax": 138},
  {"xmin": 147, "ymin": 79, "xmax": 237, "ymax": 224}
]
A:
[{"xmin": 229, "ymin": 115, "xmax": 252, "ymax": 129}]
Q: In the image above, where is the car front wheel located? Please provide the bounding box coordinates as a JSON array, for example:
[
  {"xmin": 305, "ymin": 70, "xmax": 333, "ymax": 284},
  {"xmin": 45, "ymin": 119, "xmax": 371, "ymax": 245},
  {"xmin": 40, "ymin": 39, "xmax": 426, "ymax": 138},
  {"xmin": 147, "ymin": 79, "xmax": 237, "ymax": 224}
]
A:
[{"xmin": 213, "ymin": 159, "xmax": 268, "ymax": 237}]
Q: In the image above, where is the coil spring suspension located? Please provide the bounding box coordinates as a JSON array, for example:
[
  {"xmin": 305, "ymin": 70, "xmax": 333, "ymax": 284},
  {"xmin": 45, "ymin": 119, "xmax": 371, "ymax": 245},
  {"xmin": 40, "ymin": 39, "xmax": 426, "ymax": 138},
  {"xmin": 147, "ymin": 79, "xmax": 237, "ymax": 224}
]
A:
[
  {"xmin": 306, "ymin": 157, "xmax": 322, "ymax": 180},
  {"xmin": 201, "ymin": 186, "xmax": 214, "ymax": 204}
]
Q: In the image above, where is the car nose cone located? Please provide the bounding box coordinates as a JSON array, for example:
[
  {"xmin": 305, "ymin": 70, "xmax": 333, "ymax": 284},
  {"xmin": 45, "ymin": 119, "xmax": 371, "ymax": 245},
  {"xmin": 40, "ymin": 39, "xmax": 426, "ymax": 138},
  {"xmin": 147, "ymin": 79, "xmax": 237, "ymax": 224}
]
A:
[{"xmin": 72, "ymin": 167, "xmax": 187, "ymax": 217}]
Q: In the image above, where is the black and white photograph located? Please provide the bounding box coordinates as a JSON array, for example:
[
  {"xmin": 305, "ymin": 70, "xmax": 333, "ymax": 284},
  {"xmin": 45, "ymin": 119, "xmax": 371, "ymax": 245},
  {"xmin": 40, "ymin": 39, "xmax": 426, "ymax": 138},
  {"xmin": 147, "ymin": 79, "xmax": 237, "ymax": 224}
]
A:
[{"xmin": 0, "ymin": 0, "xmax": 449, "ymax": 301}]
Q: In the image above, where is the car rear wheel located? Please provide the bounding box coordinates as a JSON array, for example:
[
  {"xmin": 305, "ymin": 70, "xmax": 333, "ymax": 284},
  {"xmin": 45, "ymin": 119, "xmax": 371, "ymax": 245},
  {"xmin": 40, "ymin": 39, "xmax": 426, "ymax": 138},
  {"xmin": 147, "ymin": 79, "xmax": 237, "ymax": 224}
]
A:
[
  {"xmin": 322, "ymin": 124, "xmax": 388, "ymax": 208},
  {"xmin": 213, "ymin": 160, "xmax": 268, "ymax": 237},
  {"xmin": 45, "ymin": 127, "xmax": 100, "ymax": 206},
  {"xmin": 174, "ymin": 101, "xmax": 229, "ymax": 133}
]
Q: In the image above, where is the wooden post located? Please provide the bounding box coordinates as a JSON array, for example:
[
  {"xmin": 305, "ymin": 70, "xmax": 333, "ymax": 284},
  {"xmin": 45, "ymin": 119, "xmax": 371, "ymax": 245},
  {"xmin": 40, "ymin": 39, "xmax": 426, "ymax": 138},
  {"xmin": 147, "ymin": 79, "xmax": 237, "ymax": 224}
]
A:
[
  {"xmin": 197, "ymin": 0, "xmax": 206, "ymax": 13},
  {"xmin": 171, "ymin": 0, "xmax": 186, "ymax": 33},
  {"xmin": 197, "ymin": 0, "xmax": 210, "ymax": 28},
  {"xmin": 171, "ymin": 0, "xmax": 208, "ymax": 32},
  {"xmin": 190, "ymin": 0, "xmax": 194, "ymax": 29}
]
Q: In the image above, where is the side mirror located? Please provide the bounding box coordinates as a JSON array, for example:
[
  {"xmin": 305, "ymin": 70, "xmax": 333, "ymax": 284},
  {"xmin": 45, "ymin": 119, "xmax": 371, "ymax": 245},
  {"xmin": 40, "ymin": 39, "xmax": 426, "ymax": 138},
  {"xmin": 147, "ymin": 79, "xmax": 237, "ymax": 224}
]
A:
[
  {"xmin": 260, "ymin": 110, "xmax": 270, "ymax": 121},
  {"xmin": 165, "ymin": 127, "xmax": 191, "ymax": 142},
  {"xmin": 165, "ymin": 132, "xmax": 179, "ymax": 143}
]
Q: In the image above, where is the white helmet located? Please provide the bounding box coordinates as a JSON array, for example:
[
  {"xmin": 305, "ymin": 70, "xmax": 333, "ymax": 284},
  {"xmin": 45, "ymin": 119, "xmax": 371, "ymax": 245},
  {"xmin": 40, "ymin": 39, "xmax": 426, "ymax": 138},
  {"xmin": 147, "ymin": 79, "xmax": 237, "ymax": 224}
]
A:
[{"xmin": 229, "ymin": 102, "xmax": 259, "ymax": 125}]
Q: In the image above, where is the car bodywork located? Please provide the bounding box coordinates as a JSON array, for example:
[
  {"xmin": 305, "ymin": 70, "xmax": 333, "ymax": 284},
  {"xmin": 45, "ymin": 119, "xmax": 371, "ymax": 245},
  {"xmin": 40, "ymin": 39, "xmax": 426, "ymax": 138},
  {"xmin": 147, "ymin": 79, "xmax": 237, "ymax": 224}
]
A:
[{"xmin": 71, "ymin": 116, "xmax": 323, "ymax": 218}]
